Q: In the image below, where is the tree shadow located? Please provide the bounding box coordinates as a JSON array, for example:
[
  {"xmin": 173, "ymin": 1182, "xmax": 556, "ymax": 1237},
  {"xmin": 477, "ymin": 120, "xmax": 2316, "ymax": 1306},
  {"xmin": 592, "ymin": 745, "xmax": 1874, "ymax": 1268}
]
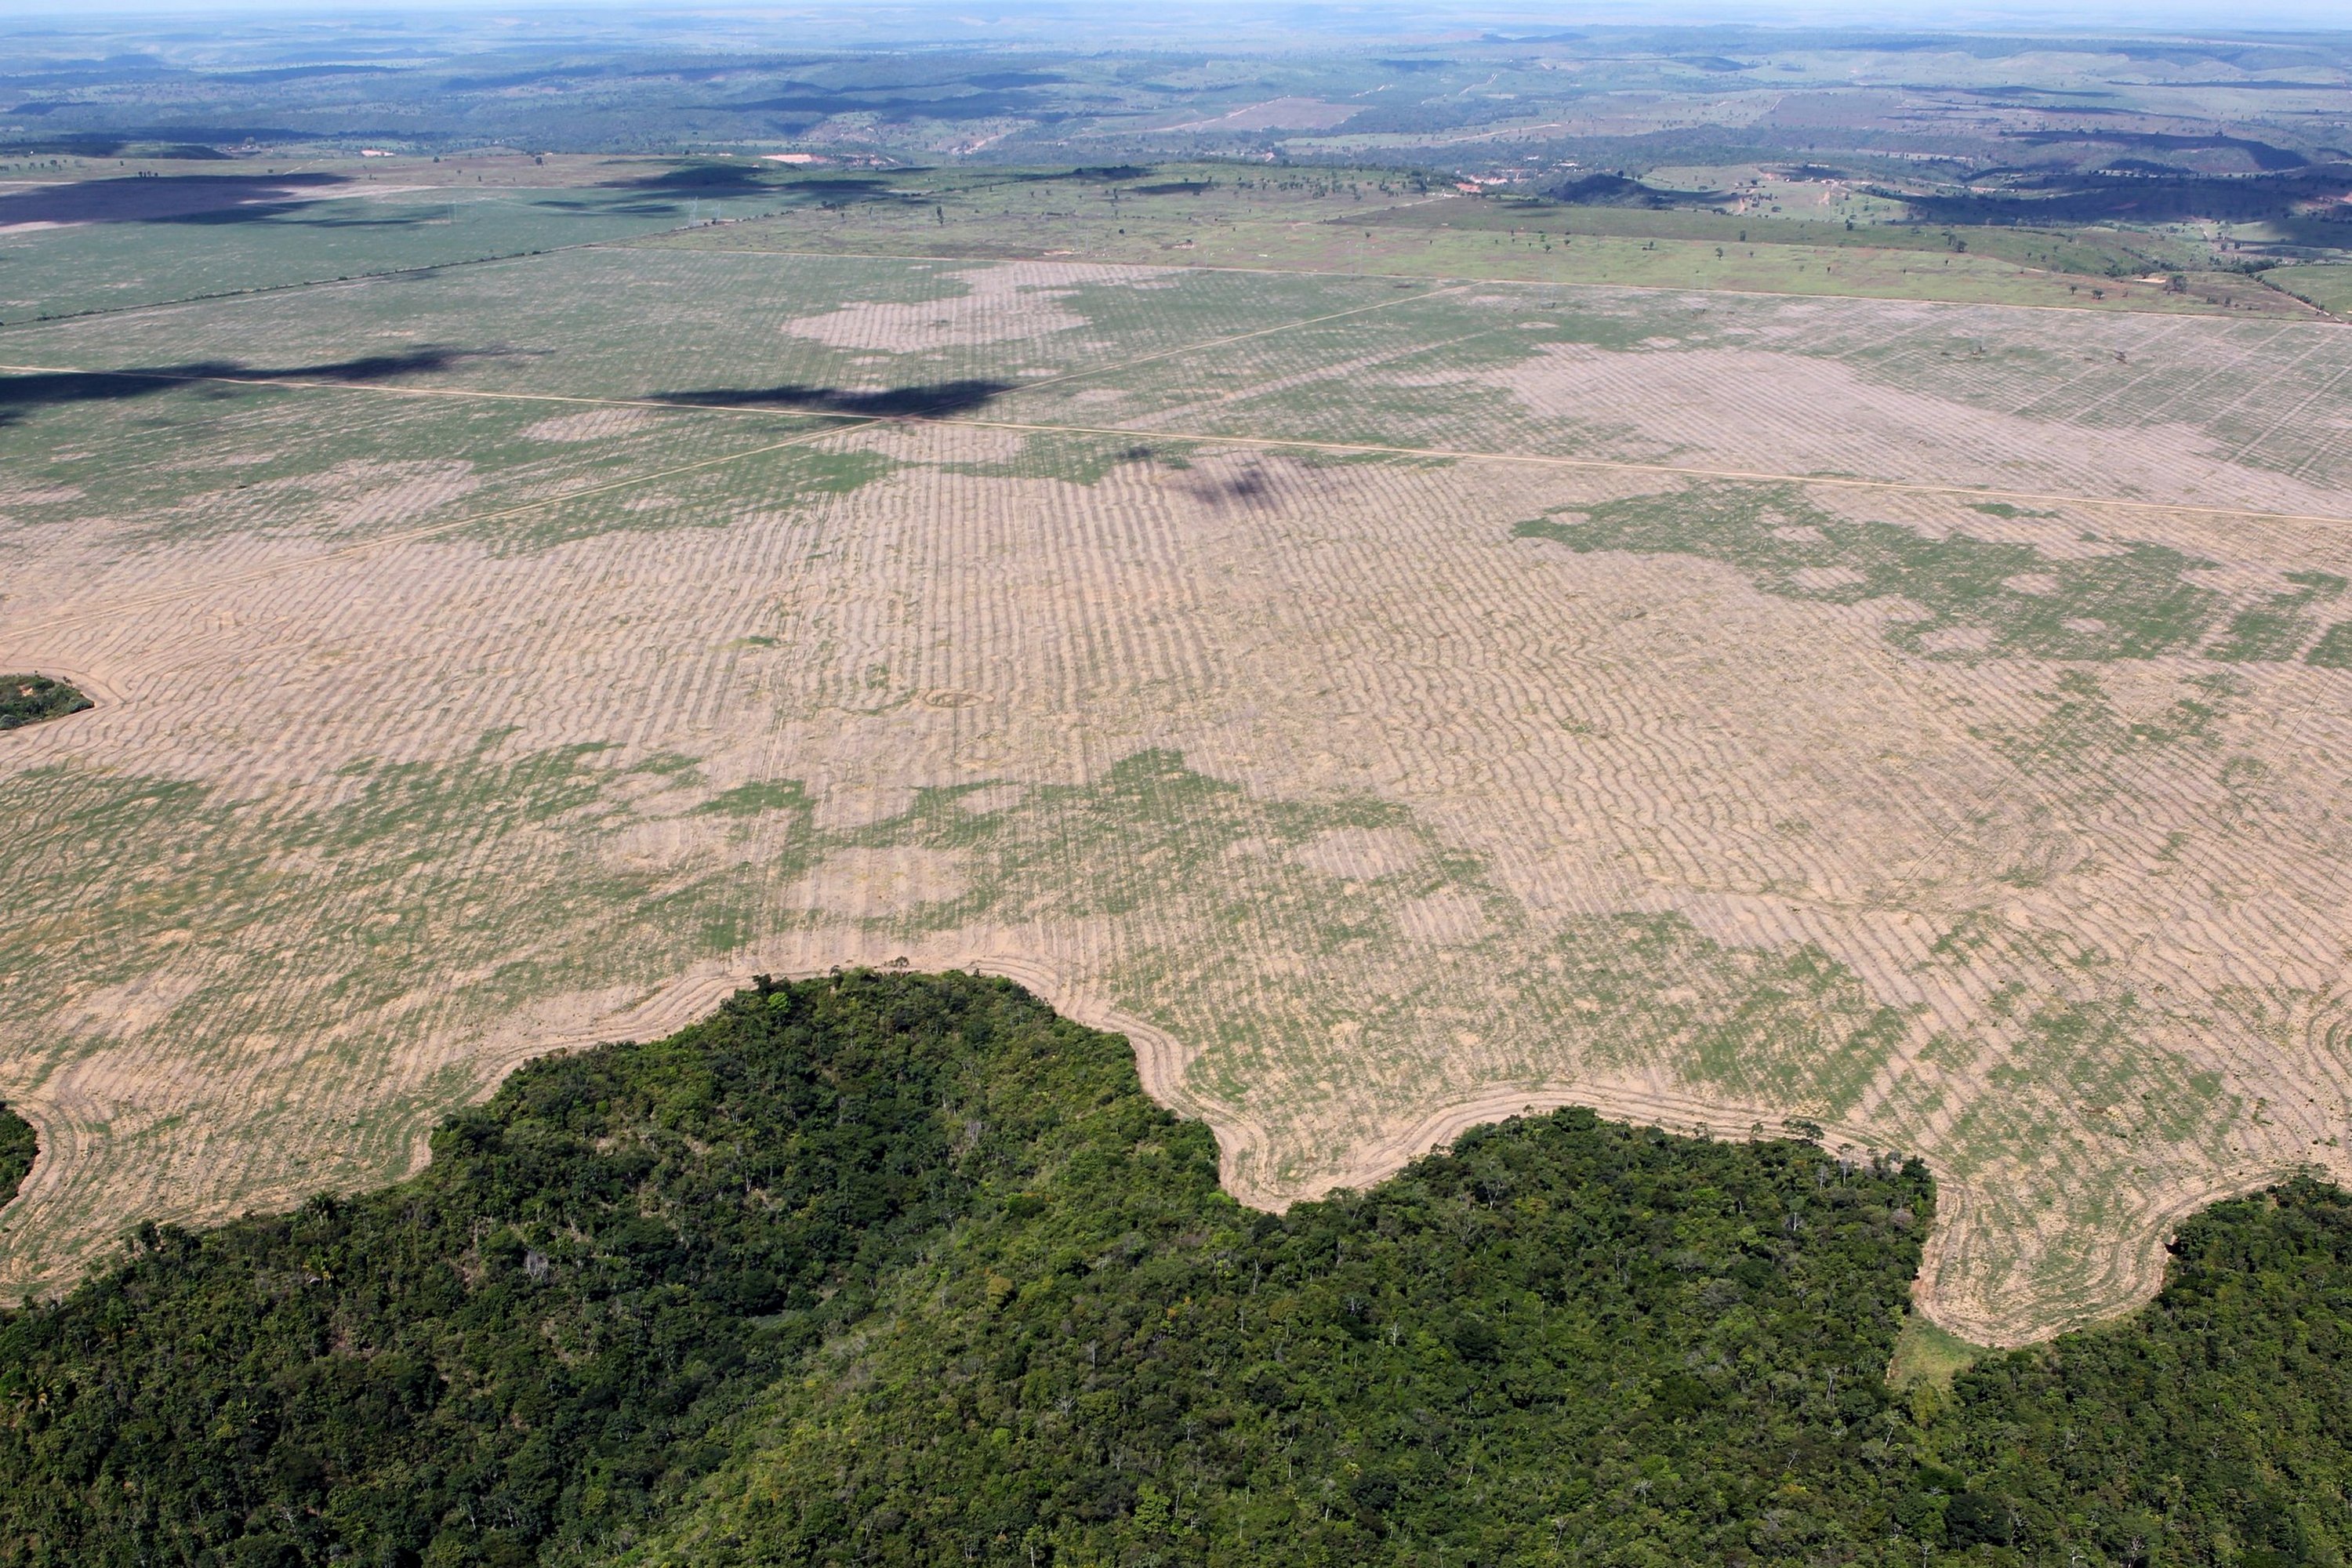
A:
[
  {"xmin": 649, "ymin": 379, "xmax": 1016, "ymax": 418},
  {"xmin": 1178, "ymin": 462, "xmax": 1279, "ymax": 510},
  {"xmin": 0, "ymin": 347, "xmax": 497, "ymax": 426}
]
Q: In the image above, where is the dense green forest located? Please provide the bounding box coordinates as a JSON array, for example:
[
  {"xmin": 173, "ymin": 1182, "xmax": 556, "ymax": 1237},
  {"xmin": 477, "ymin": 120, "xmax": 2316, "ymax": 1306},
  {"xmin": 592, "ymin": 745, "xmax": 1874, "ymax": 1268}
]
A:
[
  {"xmin": 0, "ymin": 971, "xmax": 2345, "ymax": 1566},
  {"xmin": 0, "ymin": 1103, "xmax": 31, "ymax": 1212},
  {"xmin": 0, "ymin": 676, "xmax": 89, "ymax": 731}
]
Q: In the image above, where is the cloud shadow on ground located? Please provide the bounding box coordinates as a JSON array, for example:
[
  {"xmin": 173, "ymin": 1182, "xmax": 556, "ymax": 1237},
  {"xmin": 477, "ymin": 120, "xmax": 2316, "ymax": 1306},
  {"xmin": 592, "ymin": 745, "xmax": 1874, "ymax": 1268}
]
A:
[
  {"xmin": 648, "ymin": 379, "xmax": 1016, "ymax": 418},
  {"xmin": 0, "ymin": 347, "xmax": 497, "ymax": 426},
  {"xmin": 0, "ymin": 173, "xmax": 351, "ymax": 228}
]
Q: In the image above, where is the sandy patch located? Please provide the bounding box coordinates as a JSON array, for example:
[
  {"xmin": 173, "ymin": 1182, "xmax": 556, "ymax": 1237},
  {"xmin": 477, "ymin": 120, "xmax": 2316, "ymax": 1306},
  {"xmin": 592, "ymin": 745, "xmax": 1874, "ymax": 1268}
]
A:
[
  {"xmin": 254, "ymin": 459, "xmax": 477, "ymax": 532},
  {"xmin": 956, "ymin": 783, "xmax": 1027, "ymax": 815},
  {"xmin": 781, "ymin": 263, "xmax": 1107, "ymax": 351},
  {"xmin": 1487, "ymin": 342, "xmax": 2352, "ymax": 518},
  {"xmin": 0, "ymin": 485, "xmax": 83, "ymax": 507},
  {"xmin": 788, "ymin": 848, "xmax": 967, "ymax": 917},
  {"xmin": 1394, "ymin": 888, "xmax": 1486, "ymax": 947},
  {"xmin": 600, "ymin": 816, "xmax": 742, "ymax": 874},
  {"xmin": 56, "ymin": 973, "xmax": 204, "ymax": 1037},
  {"xmin": 521, "ymin": 408, "xmax": 658, "ymax": 443},
  {"xmin": 1790, "ymin": 564, "xmax": 1867, "ymax": 590},
  {"xmin": 1855, "ymin": 594, "xmax": 1933, "ymax": 622}
]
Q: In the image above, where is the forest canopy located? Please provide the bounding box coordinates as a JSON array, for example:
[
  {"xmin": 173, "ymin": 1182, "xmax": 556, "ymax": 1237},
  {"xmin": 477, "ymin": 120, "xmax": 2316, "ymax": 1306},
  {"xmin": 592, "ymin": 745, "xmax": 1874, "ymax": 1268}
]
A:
[
  {"xmin": 0, "ymin": 971, "xmax": 2344, "ymax": 1566},
  {"xmin": 0, "ymin": 675, "xmax": 90, "ymax": 731}
]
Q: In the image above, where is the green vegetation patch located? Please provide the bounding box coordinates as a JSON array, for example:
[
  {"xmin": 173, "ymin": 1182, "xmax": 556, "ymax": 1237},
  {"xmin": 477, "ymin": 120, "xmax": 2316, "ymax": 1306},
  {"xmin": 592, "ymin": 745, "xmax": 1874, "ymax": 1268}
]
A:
[
  {"xmin": 1515, "ymin": 484, "xmax": 2226, "ymax": 661},
  {"xmin": 934, "ymin": 430, "xmax": 1189, "ymax": 486},
  {"xmin": 2209, "ymin": 570, "xmax": 2346, "ymax": 662},
  {"xmin": 0, "ymin": 1104, "xmax": 31, "ymax": 1210},
  {"xmin": 848, "ymin": 750, "xmax": 1907, "ymax": 1121},
  {"xmin": 2303, "ymin": 619, "xmax": 2352, "ymax": 669},
  {"xmin": 2, "ymin": 972, "xmax": 2348, "ymax": 1566},
  {"xmin": 1887, "ymin": 1311, "xmax": 1988, "ymax": 1391},
  {"xmin": 2263, "ymin": 263, "xmax": 2352, "ymax": 318},
  {"xmin": 0, "ymin": 675, "xmax": 91, "ymax": 731},
  {"xmin": 477, "ymin": 445, "xmax": 895, "ymax": 553},
  {"xmin": 1966, "ymin": 667, "xmax": 2224, "ymax": 773},
  {"xmin": 0, "ymin": 972, "xmax": 1099, "ymax": 1566},
  {"xmin": 1920, "ymin": 1178, "xmax": 2352, "ymax": 1562}
]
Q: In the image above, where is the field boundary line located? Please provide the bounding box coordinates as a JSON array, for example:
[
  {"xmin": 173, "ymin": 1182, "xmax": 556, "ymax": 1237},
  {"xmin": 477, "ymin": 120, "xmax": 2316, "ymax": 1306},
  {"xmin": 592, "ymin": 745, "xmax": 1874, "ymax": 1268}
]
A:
[
  {"xmin": 916, "ymin": 412, "xmax": 2352, "ymax": 529},
  {"xmin": 7, "ymin": 356, "xmax": 2345, "ymax": 531},
  {"xmin": 597, "ymin": 240, "xmax": 2332, "ymax": 323},
  {"xmin": 960, "ymin": 278, "xmax": 1462, "ymax": 401}
]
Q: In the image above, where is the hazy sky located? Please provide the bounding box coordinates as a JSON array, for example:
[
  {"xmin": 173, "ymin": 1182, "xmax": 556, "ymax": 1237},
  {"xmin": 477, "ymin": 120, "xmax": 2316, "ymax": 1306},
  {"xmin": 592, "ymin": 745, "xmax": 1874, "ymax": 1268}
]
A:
[{"xmin": 2, "ymin": 0, "xmax": 2349, "ymax": 30}]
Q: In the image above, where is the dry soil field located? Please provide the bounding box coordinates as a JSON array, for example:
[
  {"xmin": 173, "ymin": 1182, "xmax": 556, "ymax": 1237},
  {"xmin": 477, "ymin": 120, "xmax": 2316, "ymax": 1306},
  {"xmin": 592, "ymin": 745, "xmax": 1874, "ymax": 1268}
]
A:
[{"xmin": 5, "ymin": 237, "xmax": 2352, "ymax": 1345}]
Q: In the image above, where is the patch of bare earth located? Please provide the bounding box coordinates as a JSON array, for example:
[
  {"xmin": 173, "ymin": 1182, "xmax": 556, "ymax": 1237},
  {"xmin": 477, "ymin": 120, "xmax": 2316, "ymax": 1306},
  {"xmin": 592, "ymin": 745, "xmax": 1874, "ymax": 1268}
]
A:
[
  {"xmin": 4, "ymin": 304, "xmax": 2352, "ymax": 1351},
  {"xmin": 778, "ymin": 262, "xmax": 1160, "ymax": 353}
]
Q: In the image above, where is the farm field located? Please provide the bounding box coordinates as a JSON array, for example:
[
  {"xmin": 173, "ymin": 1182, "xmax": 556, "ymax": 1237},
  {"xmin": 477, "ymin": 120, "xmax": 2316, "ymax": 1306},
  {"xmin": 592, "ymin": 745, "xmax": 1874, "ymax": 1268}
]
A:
[
  {"xmin": 640, "ymin": 163, "xmax": 2312, "ymax": 318},
  {"xmin": 0, "ymin": 154, "xmax": 795, "ymax": 323},
  {"xmin": 5, "ymin": 205, "xmax": 2352, "ymax": 1347},
  {"xmin": 2271, "ymin": 263, "xmax": 2352, "ymax": 318}
]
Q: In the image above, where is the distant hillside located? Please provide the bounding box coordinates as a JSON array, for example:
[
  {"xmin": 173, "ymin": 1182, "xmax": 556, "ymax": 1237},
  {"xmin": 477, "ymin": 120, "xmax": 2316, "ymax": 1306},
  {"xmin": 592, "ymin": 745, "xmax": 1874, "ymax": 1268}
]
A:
[{"xmin": 1546, "ymin": 171, "xmax": 1729, "ymax": 209}]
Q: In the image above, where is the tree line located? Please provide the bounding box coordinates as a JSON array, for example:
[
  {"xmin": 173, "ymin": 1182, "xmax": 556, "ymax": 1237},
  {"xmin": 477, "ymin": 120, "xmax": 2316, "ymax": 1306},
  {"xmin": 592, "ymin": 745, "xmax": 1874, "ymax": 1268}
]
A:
[{"xmin": 0, "ymin": 971, "xmax": 2342, "ymax": 1566}]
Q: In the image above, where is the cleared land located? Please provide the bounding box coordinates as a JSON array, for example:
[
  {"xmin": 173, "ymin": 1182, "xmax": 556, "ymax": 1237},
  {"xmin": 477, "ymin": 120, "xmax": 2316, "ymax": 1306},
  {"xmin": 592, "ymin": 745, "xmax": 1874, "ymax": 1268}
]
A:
[
  {"xmin": 4, "ymin": 231, "xmax": 2352, "ymax": 1345},
  {"xmin": 632, "ymin": 163, "xmax": 2314, "ymax": 319}
]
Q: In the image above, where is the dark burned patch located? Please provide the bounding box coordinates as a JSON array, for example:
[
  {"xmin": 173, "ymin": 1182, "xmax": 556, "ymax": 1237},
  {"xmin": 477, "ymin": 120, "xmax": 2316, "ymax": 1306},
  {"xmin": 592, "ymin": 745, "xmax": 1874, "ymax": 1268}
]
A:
[{"xmin": 0, "ymin": 673, "xmax": 93, "ymax": 731}]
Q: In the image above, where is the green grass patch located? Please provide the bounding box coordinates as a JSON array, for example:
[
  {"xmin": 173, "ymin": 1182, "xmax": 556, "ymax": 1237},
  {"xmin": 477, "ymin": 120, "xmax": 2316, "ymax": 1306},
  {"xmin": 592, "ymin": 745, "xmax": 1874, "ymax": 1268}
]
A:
[
  {"xmin": 1516, "ymin": 484, "xmax": 2226, "ymax": 662},
  {"xmin": 1887, "ymin": 1310, "xmax": 1991, "ymax": 1390},
  {"xmin": 2208, "ymin": 570, "xmax": 2345, "ymax": 662},
  {"xmin": 2305, "ymin": 619, "xmax": 2352, "ymax": 668}
]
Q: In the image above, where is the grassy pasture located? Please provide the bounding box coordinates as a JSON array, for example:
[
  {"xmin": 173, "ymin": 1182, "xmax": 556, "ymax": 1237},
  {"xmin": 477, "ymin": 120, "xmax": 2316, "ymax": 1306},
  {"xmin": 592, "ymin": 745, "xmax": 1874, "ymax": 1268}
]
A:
[
  {"xmin": 2266, "ymin": 263, "xmax": 2352, "ymax": 318},
  {"xmin": 637, "ymin": 164, "xmax": 2313, "ymax": 318},
  {"xmin": 2, "ymin": 235, "xmax": 2351, "ymax": 1348},
  {"xmin": 0, "ymin": 156, "xmax": 804, "ymax": 324}
]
